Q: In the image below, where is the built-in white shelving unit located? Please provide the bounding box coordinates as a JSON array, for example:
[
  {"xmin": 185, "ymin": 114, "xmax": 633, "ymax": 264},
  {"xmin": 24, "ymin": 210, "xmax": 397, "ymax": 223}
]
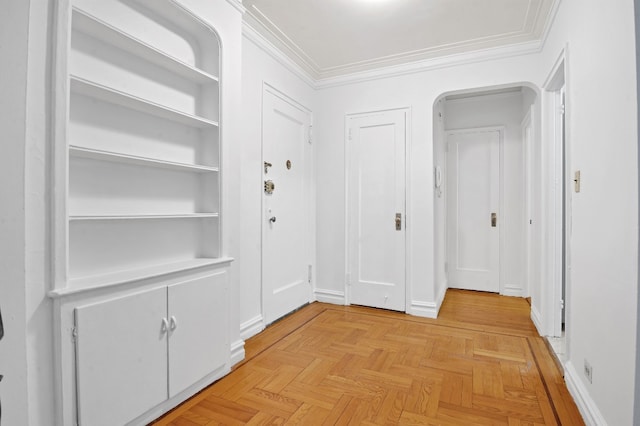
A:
[
  {"xmin": 57, "ymin": 0, "xmax": 225, "ymax": 292},
  {"xmin": 51, "ymin": 2, "xmax": 237, "ymax": 425}
]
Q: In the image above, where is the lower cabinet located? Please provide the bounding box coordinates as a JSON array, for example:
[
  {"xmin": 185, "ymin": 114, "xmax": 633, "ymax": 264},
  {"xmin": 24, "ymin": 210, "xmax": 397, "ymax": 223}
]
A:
[{"xmin": 74, "ymin": 271, "xmax": 228, "ymax": 426}]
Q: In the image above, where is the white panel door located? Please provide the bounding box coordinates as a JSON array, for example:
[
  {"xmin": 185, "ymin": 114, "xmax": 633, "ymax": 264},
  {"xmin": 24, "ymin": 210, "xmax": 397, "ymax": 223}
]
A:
[
  {"xmin": 75, "ymin": 288, "xmax": 167, "ymax": 426},
  {"xmin": 262, "ymin": 89, "xmax": 313, "ymax": 325},
  {"xmin": 447, "ymin": 129, "xmax": 500, "ymax": 292},
  {"xmin": 347, "ymin": 110, "xmax": 406, "ymax": 311},
  {"xmin": 168, "ymin": 271, "xmax": 228, "ymax": 397}
]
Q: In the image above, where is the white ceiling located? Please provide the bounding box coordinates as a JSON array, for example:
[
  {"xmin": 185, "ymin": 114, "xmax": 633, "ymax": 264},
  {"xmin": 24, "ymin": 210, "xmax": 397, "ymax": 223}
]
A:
[{"xmin": 242, "ymin": 0, "xmax": 556, "ymax": 80}]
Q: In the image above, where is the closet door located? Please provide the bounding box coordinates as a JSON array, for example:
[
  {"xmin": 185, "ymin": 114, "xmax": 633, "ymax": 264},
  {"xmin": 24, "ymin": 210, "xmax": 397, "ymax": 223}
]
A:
[
  {"xmin": 167, "ymin": 271, "xmax": 228, "ymax": 397},
  {"xmin": 75, "ymin": 288, "xmax": 168, "ymax": 426}
]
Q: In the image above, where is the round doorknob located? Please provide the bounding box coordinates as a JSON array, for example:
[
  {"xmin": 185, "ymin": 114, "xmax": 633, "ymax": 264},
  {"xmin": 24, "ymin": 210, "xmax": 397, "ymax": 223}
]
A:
[{"xmin": 269, "ymin": 216, "xmax": 276, "ymax": 223}]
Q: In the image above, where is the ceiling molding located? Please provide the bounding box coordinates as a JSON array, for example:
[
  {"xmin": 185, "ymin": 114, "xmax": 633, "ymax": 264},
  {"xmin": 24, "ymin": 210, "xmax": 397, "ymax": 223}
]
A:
[
  {"xmin": 314, "ymin": 40, "xmax": 543, "ymax": 89},
  {"xmin": 224, "ymin": 0, "xmax": 246, "ymax": 14},
  {"xmin": 241, "ymin": 0, "xmax": 562, "ymax": 89},
  {"xmin": 242, "ymin": 21, "xmax": 316, "ymax": 88}
]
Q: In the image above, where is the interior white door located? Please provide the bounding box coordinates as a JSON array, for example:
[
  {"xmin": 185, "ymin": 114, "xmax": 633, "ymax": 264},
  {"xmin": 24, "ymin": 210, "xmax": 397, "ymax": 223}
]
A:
[
  {"xmin": 262, "ymin": 88, "xmax": 312, "ymax": 325},
  {"xmin": 447, "ymin": 129, "xmax": 500, "ymax": 292},
  {"xmin": 347, "ymin": 109, "xmax": 406, "ymax": 311}
]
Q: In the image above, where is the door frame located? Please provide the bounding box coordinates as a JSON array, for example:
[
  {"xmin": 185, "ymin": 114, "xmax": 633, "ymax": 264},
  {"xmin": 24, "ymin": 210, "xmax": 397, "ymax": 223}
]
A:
[
  {"xmin": 344, "ymin": 107, "xmax": 411, "ymax": 311},
  {"xmin": 542, "ymin": 49, "xmax": 569, "ymax": 339},
  {"xmin": 445, "ymin": 126, "xmax": 505, "ymax": 294},
  {"xmin": 260, "ymin": 82, "xmax": 315, "ymax": 324}
]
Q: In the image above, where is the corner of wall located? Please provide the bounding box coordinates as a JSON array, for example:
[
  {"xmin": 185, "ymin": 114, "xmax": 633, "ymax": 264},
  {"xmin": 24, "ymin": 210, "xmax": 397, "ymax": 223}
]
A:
[
  {"xmin": 313, "ymin": 288, "xmax": 346, "ymax": 305},
  {"xmin": 230, "ymin": 339, "xmax": 246, "ymax": 367},
  {"xmin": 565, "ymin": 361, "xmax": 608, "ymax": 426}
]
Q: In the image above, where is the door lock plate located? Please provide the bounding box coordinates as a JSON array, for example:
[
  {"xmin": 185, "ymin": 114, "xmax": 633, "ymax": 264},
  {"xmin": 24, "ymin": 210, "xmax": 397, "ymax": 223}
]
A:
[
  {"xmin": 264, "ymin": 180, "xmax": 275, "ymax": 194},
  {"xmin": 395, "ymin": 213, "xmax": 402, "ymax": 231}
]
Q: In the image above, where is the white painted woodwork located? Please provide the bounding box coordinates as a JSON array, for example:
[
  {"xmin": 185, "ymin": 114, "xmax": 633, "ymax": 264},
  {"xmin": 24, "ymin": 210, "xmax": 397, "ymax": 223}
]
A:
[
  {"xmin": 61, "ymin": 0, "xmax": 222, "ymax": 291},
  {"xmin": 168, "ymin": 272, "xmax": 228, "ymax": 397},
  {"xmin": 522, "ymin": 109, "xmax": 534, "ymax": 299},
  {"xmin": 243, "ymin": 0, "xmax": 555, "ymax": 78},
  {"xmin": 75, "ymin": 288, "xmax": 168, "ymax": 426},
  {"xmin": 49, "ymin": 2, "xmax": 236, "ymax": 425},
  {"xmin": 262, "ymin": 88, "xmax": 313, "ymax": 325},
  {"xmin": 447, "ymin": 129, "xmax": 500, "ymax": 293},
  {"xmin": 347, "ymin": 110, "xmax": 406, "ymax": 312}
]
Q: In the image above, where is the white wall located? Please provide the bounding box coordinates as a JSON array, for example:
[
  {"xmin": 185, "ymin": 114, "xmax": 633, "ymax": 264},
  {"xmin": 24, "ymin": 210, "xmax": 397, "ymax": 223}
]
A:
[
  {"xmin": 315, "ymin": 57, "xmax": 541, "ymax": 316},
  {"xmin": 539, "ymin": 0, "xmax": 639, "ymax": 424},
  {"xmin": 433, "ymin": 100, "xmax": 447, "ymax": 303},
  {"xmin": 239, "ymin": 31, "xmax": 316, "ymax": 338},
  {"xmin": 1, "ymin": 1, "xmax": 33, "ymax": 424},
  {"xmin": 443, "ymin": 91, "xmax": 530, "ymax": 297}
]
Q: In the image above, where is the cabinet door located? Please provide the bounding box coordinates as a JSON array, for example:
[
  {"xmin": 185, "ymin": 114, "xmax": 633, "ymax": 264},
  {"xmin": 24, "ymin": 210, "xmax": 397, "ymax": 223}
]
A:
[
  {"xmin": 75, "ymin": 287, "xmax": 168, "ymax": 426},
  {"xmin": 168, "ymin": 271, "xmax": 228, "ymax": 397}
]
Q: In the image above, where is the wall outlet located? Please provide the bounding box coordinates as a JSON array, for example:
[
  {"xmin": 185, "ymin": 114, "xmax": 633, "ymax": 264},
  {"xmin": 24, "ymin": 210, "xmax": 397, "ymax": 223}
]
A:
[{"xmin": 584, "ymin": 359, "xmax": 593, "ymax": 383}]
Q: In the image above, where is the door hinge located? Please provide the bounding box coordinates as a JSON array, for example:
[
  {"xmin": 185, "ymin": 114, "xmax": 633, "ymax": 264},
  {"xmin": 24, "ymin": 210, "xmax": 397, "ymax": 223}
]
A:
[
  {"xmin": 71, "ymin": 326, "xmax": 78, "ymax": 343},
  {"xmin": 308, "ymin": 125, "xmax": 313, "ymax": 144},
  {"xmin": 308, "ymin": 265, "xmax": 313, "ymax": 284},
  {"xmin": 560, "ymin": 103, "xmax": 565, "ymax": 116},
  {"xmin": 560, "ymin": 299, "xmax": 565, "ymax": 310}
]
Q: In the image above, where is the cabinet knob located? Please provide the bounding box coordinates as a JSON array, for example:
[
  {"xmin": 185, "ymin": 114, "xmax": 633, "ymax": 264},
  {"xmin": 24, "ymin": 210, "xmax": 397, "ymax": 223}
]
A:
[
  {"xmin": 170, "ymin": 316, "xmax": 178, "ymax": 331},
  {"xmin": 161, "ymin": 318, "xmax": 169, "ymax": 334}
]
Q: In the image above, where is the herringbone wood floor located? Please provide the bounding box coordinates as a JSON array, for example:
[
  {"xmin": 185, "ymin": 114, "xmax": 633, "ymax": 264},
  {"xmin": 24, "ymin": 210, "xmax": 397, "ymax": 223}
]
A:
[{"xmin": 152, "ymin": 290, "xmax": 584, "ymax": 425}]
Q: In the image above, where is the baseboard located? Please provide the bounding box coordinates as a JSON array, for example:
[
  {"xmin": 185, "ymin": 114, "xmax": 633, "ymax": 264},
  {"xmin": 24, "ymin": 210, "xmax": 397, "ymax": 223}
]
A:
[
  {"xmin": 230, "ymin": 339, "xmax": 245, "ymax": 367},
  {"xmin": 314, "ymin": 288, "xmax": 345, "ymax": 304},
  {"xmin": 531, "ymin": 304, "xmax": 544, "ymax": 336},
  {"xmin": 564, "ymin": 361, "xmax": 607, "ymax": 426},
  {"xmin": 501, "ymin": 285, "xmax": 525, "ymax": 297},
  {"xmin": 409, "ymin": 300, "xmax": 438, "ymax": 318},
  {"xmin": 240, "ymin": 314, "xmax": 265, "ymax": 340}
]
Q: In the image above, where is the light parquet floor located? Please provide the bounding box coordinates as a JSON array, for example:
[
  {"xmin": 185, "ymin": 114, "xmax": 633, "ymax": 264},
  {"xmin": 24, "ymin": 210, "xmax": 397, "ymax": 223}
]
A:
[{"xmin": 152, "ymin": 290, "xmax": 584, "ymax": 425}]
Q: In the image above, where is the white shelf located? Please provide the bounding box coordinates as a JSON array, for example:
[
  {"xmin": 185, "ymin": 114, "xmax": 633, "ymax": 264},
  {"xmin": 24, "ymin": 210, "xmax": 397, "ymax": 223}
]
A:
[
  {"xmin": 72, "ymin": 7, "xmax": 218, "ymax": 85},
  {"xmin": 69, "ymin": 146, "xmax": 218, "ymax": 173},
  {"xmin": 49, "ymin": 257, "xmax": 234, "ymax": 298},
  {"xmin": 70, "ymin": 75, "xmax": 219, "ymax": 129},
  {"xmin": 70, "ymin": 214, "xmax": 219, "ymax": 221}
]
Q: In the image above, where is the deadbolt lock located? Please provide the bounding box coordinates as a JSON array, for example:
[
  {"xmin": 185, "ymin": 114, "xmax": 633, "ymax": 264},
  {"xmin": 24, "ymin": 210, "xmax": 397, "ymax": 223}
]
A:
[{"xmin": 264, "ymin": 180, "xmax": 275, "ymax": 194}]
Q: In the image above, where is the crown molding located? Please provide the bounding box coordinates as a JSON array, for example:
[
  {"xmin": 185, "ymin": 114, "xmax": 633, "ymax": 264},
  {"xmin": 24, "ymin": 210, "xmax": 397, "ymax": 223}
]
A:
[
  {"xmin": 314, "ymin": 40, "xmax": 543, "ymax": 89},
  {"xmin": 224, "ymin": 0, "xmax": 246, "ymax": 14},
  {"xmin": 242, "ymin": 20, "xmax": 316, "ymax": 88},
  {"xmin": 540, "ymin": 0, "xmax": 562, "ymax": 51}
]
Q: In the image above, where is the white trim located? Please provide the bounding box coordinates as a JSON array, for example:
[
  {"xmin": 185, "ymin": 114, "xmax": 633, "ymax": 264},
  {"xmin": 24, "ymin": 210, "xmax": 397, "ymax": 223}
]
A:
[
  {"xmin": 531, "ymin": 304, "xmax": 544, "ymax": 336},
  {"xmin": 224, "ymin": 0, "xmax": 246, "ymax": 14},
  {"xmin": 565, "ymin": 361, "xmax": 607, "ymax": 426},
  {"xmin": 539, "ymin": 0, "xmax": 563, "ymax": 52},
  {"xmin": 240, "ymin": 314, "xmax": 264, "ymax": 340},
  {"xmin": 242, "ymin": 21, "xmax": 315, "ymax": 88},
  {"xmin": 230, "ymin": 339, "xmax": 246, "ymax": 366},
  {"xmin": 314, "ymin": 288, "xmax": 345, "ymax": 305},
  {"xmin": 501, "ymin": 286, "xmax": 525, "ymax": 297},
  {"xmin": 409, "ymin": 300, "xmax": 438, "ymax": 318},
  {"xmin": 315, "ymin": 41, "xmax": 542, "ymax": 89}
]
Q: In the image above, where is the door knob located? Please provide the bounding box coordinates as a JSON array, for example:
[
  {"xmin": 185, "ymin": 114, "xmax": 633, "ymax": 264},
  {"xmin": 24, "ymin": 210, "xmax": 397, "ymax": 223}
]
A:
[
  {"xmin": 395, "ymin": 213, "xmax": 402, "ymax": 231},
  {"xmin": 269, "ymin": 216, "xmax": 276, "ymax": 223}
]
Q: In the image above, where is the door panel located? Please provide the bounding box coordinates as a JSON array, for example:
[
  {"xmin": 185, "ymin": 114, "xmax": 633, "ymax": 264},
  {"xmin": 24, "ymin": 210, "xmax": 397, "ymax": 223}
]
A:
[
  {"xmin": 447, "ymin": 129, "xmax": 500, "ymax": 292},
  {"xmin": 168, "ymin": 272, "xmax": 228, "ymax": 397},
  {"xmin": 75, "ymin": 288, "xmax": 167, "ymax": 426},
  {"xmin": 262, "ymin": 89, "xmax": 312, "ymax": 324},
  {"xmin": 348, "ymin": 110, "xmax": 406, "ymax": 311}
]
